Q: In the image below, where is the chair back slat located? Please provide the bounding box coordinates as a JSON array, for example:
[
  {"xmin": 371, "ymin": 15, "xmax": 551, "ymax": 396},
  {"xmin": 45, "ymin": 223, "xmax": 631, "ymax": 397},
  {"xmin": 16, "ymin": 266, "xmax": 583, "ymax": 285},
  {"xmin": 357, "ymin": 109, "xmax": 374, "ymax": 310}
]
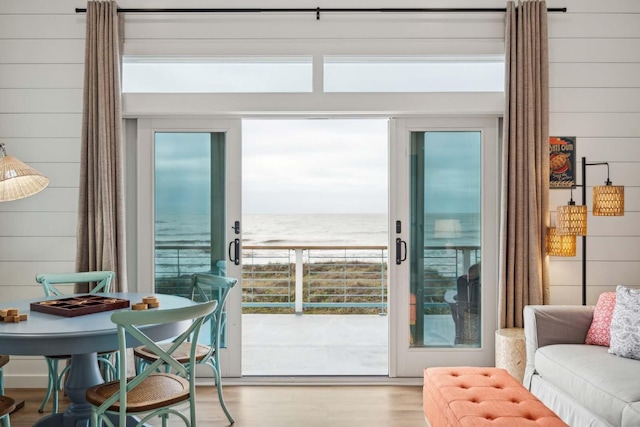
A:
[
  {"xmin": 36, "ymin": 271, "xmax": 115, "ymax": 296},
  {"xmin": 190, "ymin": 273, "xmax": 237, "ymax": 349}
]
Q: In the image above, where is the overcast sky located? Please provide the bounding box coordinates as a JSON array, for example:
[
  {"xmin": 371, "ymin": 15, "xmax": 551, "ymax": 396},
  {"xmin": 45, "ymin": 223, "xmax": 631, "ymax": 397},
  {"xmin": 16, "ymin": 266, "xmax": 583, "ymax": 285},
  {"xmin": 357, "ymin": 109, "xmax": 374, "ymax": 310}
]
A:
[
  {"xmin": 154, "ymin": 120, "xmax": 479, "ymax": 216},
  {"xmin": 243, "ymin": 119, "xmax": 388, "ymax": 214}
]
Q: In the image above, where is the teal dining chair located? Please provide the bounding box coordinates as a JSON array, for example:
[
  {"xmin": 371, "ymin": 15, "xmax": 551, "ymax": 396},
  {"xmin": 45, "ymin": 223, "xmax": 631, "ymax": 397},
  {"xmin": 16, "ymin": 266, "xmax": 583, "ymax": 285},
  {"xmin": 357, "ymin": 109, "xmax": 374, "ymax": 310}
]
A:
[
  {"xmin": 134, "ymin": 273, "xmax": 236, "ymax": 424},
  {"xmin": 86, "ymin": 299, "xmax": 217, "ymax": 427},
  {"xmin": 35, "ymin": 271, "xmax": 118, "ymax": 414}
]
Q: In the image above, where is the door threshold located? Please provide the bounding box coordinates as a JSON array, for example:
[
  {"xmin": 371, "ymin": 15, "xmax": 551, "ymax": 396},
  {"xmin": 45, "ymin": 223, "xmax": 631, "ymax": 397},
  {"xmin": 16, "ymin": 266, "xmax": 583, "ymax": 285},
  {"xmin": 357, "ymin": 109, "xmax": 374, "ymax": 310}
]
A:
[{"xmin": 199, "ymin": 376, "xmax": 422, "ymax": 386}]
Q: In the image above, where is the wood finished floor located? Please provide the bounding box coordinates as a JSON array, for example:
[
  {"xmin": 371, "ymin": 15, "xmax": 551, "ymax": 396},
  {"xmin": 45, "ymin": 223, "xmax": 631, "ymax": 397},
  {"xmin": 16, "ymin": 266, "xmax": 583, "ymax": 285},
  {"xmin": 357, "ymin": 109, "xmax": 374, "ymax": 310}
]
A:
[{"xmin": 6, "ymin": 385, "xmax": 425, "ymax": 427}]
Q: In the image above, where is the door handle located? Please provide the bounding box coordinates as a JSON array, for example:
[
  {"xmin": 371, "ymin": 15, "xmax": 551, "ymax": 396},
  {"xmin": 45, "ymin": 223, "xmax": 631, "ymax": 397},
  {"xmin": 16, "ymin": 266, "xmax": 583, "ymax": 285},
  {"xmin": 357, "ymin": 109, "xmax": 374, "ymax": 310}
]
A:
[
  {"xmin": 228, "ymin": 238, "xmax": 240, "ymax": 265},
  {"xmin": 395, "ymin": 238, "xmax": 407, "ymax": 265}
]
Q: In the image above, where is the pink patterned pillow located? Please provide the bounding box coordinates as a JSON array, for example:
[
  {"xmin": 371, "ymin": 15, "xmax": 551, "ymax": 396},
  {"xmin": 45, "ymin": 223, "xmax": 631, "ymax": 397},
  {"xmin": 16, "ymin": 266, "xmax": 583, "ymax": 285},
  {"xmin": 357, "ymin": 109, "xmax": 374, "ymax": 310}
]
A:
[{"xmin": 585, "ymin": 292, "xmax": 616, "ymax": 346}]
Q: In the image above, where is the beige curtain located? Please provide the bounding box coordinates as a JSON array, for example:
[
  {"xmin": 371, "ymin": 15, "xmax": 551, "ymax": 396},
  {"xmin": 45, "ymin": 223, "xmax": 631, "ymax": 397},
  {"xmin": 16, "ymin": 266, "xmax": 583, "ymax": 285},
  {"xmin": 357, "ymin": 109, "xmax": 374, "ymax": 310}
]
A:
[
  {"xmin": 500, "ymin": 0, "xmax": 550, "ymax": 328},
  {"xmin": 76, "ymin": 1, "xmax": 127, "ymax": 292}
]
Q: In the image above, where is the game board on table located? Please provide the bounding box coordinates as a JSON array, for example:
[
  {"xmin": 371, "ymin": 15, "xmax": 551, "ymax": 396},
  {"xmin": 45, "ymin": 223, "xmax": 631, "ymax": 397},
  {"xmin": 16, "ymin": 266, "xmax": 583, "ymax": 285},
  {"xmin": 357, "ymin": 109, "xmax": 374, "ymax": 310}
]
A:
[{"xmin": 30, "ymin": 295, "xmax": 130, "ymax": 317}]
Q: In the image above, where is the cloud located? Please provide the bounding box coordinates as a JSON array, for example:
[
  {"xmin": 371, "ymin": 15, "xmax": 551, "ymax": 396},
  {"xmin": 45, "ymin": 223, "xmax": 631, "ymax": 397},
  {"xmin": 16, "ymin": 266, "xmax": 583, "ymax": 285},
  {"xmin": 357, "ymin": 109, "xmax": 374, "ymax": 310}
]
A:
[{"xmin": 243, "ymin": 119, "xmax": 388, "ymax": 214}]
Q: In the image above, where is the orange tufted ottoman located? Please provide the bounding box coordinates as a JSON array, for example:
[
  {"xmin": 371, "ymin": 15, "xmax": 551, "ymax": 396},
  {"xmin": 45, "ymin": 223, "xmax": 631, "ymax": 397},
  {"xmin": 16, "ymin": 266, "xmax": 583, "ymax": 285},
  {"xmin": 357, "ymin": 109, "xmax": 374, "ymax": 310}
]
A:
[{"xmin": 423, "ymin": 367, "xmax": 567, "ymax": 426}]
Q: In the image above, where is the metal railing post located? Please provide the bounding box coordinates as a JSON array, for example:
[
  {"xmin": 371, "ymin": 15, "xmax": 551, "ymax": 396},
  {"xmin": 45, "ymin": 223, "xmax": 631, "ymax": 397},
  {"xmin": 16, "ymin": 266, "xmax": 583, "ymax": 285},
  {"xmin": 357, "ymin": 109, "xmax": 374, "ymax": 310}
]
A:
[
  {"xmin": 295, "ymin": 248, "xmax": 304, "ymax": 314},
  {"xmin": 176, "ymin": 248, "xmax": 181, "ymax": 278},
  {"xmin": 380, "ymin": 248, "xmax": 385, "ymax": 314}
]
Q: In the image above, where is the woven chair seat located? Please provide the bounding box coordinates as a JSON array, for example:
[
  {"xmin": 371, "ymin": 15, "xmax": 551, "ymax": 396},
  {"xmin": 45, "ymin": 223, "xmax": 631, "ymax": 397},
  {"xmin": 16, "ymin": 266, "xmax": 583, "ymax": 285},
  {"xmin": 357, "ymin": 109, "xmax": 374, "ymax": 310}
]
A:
[
  {"xmin": 134, "ymin": 342, "xmax": 211, "ymax": 364},
  {"xmin": 86, "ymin": 373, "xmax": 190, "ymax": 413},
  {"xmin": 0, "ymin": 395, "xmax": 16, "ymax": 417}
]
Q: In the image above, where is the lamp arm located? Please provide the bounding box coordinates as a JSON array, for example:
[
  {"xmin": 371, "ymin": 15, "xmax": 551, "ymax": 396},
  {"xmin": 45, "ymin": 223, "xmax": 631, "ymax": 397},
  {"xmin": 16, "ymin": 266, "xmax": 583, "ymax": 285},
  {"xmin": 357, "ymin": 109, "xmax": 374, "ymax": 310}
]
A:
[
  {"xmin": 0, "ymin": 143, "xmax": 6, "ymax": 157},
  {"xmin": 584, "ymin": 161, "xmax": 612, "ymax": 184}
]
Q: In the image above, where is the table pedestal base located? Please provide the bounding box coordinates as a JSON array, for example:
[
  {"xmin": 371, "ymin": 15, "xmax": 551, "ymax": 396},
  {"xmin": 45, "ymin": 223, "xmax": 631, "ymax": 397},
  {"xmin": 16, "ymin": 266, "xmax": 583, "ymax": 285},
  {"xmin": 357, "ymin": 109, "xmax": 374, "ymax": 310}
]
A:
[{"xmin": 34, "ymin": 353, "xmax": 102, "ymax": 427}]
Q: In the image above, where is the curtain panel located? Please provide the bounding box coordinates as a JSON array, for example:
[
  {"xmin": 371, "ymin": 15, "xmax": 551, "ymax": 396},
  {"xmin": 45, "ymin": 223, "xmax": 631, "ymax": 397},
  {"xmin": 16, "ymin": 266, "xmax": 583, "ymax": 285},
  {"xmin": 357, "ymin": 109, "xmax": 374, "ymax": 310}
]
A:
[
  {"xmin": 76, "ymin": 1, "xmax": 127, "ymax": 292},
  {"xmin": 499, "ymin": 0, "xmax": 550, "ymax": 328}
]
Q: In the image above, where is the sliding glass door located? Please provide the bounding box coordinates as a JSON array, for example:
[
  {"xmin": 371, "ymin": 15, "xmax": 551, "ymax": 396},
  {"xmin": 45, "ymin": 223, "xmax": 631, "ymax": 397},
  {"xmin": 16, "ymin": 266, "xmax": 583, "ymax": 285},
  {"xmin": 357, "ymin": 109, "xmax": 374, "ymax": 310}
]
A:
[
  {"xmin": 137, "ymin": 118, "xmax": 242, "ymax": 377},
  {"xmin": 389, "ymin": 117, "xmax": 499, "ymax": 377}
]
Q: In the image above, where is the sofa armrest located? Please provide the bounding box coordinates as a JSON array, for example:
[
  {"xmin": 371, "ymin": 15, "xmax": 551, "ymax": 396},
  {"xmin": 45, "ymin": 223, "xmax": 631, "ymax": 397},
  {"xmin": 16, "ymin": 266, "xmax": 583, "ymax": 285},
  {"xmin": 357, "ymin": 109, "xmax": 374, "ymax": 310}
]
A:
[{"xmin": 523, "ymin": 305, "xmax": 594, "ymax": 388}]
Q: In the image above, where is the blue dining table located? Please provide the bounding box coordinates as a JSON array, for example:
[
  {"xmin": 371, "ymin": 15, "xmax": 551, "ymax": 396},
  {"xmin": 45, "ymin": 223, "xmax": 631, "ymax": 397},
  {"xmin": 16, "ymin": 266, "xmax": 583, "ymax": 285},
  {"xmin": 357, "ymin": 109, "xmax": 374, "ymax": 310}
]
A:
[{"xmin": 0, "ymin": 292, "xmax": 198, "ymax": 427}]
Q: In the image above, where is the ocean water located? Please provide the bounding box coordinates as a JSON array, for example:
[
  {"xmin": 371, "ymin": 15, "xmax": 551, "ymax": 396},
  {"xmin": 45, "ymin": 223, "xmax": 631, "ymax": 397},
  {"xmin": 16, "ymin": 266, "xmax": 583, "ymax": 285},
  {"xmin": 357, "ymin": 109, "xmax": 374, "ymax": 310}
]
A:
[
  {"xmin": 243, "ymin": 213, "xmax": 388, "ymax": 246},
  {"xmin": 155, "ymin": 213, "xmax": 480, "ymax": 276},
  {"xmin": 155, "ymin": 212, "xmax": 479, "ymax": 247}
]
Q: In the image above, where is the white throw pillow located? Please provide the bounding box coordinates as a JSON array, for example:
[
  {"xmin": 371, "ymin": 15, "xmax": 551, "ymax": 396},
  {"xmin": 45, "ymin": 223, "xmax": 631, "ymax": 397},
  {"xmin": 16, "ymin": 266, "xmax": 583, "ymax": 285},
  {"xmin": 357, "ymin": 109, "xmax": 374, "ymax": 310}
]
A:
[{"xmin": 609, "ymin": 285, "xmax": 640, "ymax": 360}]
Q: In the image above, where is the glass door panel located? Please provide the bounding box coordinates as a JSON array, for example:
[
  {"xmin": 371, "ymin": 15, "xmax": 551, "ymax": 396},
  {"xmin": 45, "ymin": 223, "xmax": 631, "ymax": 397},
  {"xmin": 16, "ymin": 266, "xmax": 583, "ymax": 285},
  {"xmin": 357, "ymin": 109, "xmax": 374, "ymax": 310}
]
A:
[
  {"xmin": 154, "ymin": 131, "xmax": 229, "ymax": 346},
  {"xmin": 410, "ymin": 131, "xmax": 481, "ymax": 348}
]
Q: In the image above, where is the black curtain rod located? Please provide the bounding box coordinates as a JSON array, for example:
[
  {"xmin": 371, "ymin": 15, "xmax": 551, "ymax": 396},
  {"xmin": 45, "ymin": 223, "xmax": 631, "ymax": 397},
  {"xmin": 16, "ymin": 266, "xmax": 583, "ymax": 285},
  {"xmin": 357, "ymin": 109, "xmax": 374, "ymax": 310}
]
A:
[{"xmin": 75, "ymin": 7, "xmax": 568, "ymax": 19}]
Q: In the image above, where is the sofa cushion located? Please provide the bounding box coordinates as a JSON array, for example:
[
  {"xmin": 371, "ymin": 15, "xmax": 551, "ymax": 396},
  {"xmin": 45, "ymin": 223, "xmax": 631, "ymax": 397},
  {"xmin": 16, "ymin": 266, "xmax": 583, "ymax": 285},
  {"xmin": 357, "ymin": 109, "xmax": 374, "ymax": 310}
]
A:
[
  {"xmin": 585, "ymin": 292, "xmax": 616, "ymax": 346},
  {"xmin": 535, "ymin": 344, "xmax": 640, "ymax": 427},
  {"xmin": 609, "ymin": 285, "xmax": 640, "ymax": 360}
]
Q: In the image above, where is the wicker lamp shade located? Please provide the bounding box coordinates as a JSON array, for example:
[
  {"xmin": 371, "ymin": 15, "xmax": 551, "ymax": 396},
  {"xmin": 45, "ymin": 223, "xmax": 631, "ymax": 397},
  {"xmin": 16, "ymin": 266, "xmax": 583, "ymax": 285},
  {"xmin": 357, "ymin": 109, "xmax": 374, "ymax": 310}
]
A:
[
  {"xmin": 546, "ymin": 227, "xmax": 576, "ymax": 257},
  {"xmin": 593, "ymin": 184, "xmax": 624, "ymax": 216},
  {"xmin": 0, "ymin": 153, "xmax": 49, "ymax": 202},
  {"xmin": 556, "ymin": 204, "xmax": 587, "ymax": 236}
]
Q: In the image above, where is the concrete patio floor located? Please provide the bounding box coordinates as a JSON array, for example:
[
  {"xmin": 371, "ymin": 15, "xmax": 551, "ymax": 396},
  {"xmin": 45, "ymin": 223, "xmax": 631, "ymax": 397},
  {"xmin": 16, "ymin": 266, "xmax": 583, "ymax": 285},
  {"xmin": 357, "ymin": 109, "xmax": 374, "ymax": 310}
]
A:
[
  {"xmin": 241, "ymin": 314, "xmax": 456, "ymax": 376},
  {"xmin": 242, "ymin": 314, "xmax": 389, "ymax": 376}
]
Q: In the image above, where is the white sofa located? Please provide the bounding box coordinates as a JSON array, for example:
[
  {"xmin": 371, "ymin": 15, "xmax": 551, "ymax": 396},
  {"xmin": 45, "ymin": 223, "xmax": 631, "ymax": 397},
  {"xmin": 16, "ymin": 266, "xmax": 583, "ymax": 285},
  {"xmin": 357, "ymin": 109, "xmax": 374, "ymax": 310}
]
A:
[{"xmin": 524, "ymin": 305, "xmax": 640, "ymax": 427}]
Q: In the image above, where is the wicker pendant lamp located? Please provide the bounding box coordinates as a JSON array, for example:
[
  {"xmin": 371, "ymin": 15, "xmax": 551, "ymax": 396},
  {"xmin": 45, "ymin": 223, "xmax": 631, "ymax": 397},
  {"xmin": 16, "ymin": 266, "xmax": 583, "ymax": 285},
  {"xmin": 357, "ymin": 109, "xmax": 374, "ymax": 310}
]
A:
[
  {"xmin": 556, "ymin": 186, "xmax": 587, "ymax": 236},
  {"xmin": 546, "ymin": 227, "xmax": 576, "ymax": 257},
  {"xmin": 593, "ymin": 179, "xmax": 624, "ymax": 216},
  {"xmin": 0, "ymin": 143, "xmax": 49, "ymax": 202}
]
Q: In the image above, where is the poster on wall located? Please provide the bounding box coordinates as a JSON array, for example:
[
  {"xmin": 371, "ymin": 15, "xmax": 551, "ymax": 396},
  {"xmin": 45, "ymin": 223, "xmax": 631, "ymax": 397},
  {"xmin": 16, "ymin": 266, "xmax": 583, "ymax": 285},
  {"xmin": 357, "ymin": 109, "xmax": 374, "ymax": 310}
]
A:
[{"xmin": 549, "ymin": 136, "xmax": 576, "ymax": 188}]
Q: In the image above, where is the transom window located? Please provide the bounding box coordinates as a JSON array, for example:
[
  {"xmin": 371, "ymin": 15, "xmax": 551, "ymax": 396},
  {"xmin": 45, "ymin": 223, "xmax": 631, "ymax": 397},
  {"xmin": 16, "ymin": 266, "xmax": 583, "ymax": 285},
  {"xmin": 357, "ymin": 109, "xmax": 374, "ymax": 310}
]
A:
[
  {"xmin": 122, "ymin": 55, "xmax": 504, "ymax": 94},
  {"xmin": 324, "ymin": 56, "xmax": 504, "ymax": 92},
  {"xmin": 123, "ymin": 57, "xmax": 313, "ymax": 93}
]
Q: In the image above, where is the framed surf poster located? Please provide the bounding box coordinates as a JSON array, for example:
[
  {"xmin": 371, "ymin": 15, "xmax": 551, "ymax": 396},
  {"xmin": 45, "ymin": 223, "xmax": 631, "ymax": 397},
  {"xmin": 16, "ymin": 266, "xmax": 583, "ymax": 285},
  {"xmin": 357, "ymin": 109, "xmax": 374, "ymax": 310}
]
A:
[{"xmin": 549, "ymin": 136, "xmax": 576, "ymax": 188}]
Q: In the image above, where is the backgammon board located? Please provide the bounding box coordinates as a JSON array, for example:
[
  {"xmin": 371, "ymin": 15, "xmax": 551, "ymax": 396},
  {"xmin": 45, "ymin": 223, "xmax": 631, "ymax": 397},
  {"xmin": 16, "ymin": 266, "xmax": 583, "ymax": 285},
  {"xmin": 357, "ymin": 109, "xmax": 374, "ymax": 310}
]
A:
[{"xmin": 30, "ymin": 295, "xmax": 130, "ymax": 317}]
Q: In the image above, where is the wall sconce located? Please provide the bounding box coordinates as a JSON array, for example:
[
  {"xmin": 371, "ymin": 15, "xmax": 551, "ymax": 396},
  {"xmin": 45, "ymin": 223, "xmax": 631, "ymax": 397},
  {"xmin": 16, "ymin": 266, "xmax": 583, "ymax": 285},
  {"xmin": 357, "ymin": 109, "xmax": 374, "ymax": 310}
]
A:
[
  {"xmin": 0, "ymin": 143, "xmax": 49, "ymax": 202},
  {"xmin": 546, "ymin": 227, "xmax": 576, "ymax": 257},
  {"xmin": 555, "ymin": 157, "xmax": 624, "ymax": 305}
]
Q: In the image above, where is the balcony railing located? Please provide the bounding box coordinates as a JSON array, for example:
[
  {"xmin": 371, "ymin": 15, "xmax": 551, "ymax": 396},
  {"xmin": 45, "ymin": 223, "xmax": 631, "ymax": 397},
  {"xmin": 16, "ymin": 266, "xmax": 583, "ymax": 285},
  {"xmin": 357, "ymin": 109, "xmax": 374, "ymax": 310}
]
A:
[
  {"xmin": 154, "ymin": 244, "xmax": 479, "ymax": 313},
  {"xmin": 243, "ymin": 246, "xmax": 388, "ymax": 313}
]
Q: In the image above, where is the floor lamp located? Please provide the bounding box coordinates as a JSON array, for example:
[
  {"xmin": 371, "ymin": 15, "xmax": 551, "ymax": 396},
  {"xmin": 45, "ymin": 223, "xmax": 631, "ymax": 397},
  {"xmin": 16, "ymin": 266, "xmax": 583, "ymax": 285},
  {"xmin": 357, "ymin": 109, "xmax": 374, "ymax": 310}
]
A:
[
  {"xmin": 555, "ymin": 157, "xmax": 624, "ymax": 305},
  {"xmin": 0, "ymin": 142, "xmax": 49, "ymax": 411}
]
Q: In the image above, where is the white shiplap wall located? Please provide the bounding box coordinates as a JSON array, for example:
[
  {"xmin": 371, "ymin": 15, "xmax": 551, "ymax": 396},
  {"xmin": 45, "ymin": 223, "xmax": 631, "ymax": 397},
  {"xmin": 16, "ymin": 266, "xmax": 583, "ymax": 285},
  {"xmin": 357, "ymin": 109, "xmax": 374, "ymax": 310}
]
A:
[
  {"xmin": 0, "ymin": 0, "xmax": 639, "ymax": 386},
  {"xmin": 546, "ymin": 0, "xmax": 640, "ymax": 304}
]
